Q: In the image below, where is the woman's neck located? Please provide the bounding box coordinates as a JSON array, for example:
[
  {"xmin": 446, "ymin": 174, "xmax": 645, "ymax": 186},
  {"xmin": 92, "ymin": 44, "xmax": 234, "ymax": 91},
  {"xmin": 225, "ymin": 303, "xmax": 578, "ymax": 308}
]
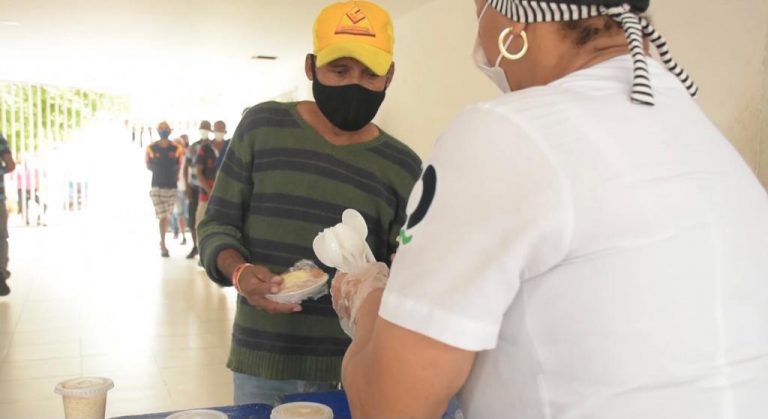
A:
[{"xmin": 511, "ymin": 23, "xmax": 633, "ymax": 90}]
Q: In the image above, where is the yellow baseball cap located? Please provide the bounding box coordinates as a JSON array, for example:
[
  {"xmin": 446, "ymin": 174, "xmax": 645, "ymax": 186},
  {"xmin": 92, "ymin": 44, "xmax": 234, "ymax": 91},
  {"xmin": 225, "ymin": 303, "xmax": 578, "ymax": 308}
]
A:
[{"xmin": 313, "ymin": 1, "xmax": 394, "ymax": 76}]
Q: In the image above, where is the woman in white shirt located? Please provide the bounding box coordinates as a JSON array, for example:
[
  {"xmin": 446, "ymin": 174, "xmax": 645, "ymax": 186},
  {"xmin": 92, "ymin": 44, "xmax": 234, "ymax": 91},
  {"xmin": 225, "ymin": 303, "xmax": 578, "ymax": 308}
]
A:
[{"xmin": 332, "ymin": 1, "xmax": 768, "ymax": 418}]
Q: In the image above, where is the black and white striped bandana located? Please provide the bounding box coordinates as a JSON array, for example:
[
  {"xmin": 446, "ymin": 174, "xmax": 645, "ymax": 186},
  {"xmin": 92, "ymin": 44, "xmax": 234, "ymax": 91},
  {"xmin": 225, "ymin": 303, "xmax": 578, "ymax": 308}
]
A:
[{"xmin": 486, "ymin": 0, "xmax": 699, "ymax": 105}]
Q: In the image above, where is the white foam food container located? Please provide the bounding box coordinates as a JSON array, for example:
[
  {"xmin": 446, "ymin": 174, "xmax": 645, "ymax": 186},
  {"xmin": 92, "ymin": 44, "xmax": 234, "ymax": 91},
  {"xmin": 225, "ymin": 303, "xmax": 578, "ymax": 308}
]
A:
[
  {"xmin": 166, "ymin": 409, "xmax": 229, "ymax": 419},
  {"xmin": 271, "ymin": 402, "xmax": 333, "ymax": 419}
]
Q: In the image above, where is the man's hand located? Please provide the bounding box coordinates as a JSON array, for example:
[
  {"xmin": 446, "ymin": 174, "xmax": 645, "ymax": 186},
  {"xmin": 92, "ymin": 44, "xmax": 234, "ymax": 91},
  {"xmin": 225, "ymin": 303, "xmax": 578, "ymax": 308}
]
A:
[
  {"xmin": 238, "ymin": 264, "xmax": 303, "ymax": 314},
  {"xmin": 204, "ymin": 180, "xmax": 214, "ymax": 195},
  {"xmin": 186, "ymin": 184, "xmax": 193, "ymax": 200}
]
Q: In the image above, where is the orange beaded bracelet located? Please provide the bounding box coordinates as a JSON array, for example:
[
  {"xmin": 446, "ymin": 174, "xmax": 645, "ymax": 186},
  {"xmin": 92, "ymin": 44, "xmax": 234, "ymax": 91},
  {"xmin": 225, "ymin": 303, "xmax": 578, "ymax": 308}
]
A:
[{"xmin": 231, "ymin": 263, "xmax": 253, "ymax": 293}]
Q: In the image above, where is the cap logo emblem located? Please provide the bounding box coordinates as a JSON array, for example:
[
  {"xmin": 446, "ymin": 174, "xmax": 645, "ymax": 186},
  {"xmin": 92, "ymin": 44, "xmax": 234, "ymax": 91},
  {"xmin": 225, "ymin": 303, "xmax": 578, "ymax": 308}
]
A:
[{"xmin": 335, "ymin": 5, "xmax": 376, "ymax": 37}]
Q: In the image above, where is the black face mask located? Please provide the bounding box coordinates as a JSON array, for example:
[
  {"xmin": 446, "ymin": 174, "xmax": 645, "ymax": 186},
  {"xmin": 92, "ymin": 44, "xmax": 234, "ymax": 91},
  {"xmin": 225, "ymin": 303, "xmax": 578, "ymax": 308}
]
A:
[{"xmin": 311, "ymin": 59, "xmax": 387, "ymax": 132}]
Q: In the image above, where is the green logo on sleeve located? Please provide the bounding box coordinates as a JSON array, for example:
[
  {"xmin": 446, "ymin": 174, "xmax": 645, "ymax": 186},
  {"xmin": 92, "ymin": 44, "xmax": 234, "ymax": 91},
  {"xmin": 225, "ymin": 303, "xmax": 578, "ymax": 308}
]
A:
[
  {"xmin": 398, "ymin": 165, "xmax": 438, "ymax": 247},
  {"xmin": 399, "ymin": 229, "xmax": 413, "ymax": 245}
]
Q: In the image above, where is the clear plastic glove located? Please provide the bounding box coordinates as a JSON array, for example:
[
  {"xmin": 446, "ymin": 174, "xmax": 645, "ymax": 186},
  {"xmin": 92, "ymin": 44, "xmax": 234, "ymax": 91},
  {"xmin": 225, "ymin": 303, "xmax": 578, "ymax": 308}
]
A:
[{"xmin": 331, "ymin": 262, "xmax": 389, "ymax": 337}]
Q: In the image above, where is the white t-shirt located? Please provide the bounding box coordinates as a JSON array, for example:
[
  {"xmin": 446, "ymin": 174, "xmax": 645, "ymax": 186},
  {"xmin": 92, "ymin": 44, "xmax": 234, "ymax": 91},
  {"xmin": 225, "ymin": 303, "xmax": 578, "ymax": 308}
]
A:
[{"xmin": 380, "ymin": 55, "xmax": 768, "ymax": 419}]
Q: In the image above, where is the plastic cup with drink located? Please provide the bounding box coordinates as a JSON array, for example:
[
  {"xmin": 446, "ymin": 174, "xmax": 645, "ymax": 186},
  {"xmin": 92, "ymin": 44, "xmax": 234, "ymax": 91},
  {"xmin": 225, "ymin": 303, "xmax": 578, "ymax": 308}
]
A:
[{"xmin": 54, "ymin": 377, "xmax": 114, "ymax": 419}]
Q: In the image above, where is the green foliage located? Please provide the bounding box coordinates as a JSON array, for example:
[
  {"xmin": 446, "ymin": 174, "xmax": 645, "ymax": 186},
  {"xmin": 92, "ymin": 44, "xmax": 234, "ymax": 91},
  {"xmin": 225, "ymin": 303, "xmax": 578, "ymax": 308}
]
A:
[{"xmin": 0, "ymin": 82, "xmax": 127, "ymax": 155}]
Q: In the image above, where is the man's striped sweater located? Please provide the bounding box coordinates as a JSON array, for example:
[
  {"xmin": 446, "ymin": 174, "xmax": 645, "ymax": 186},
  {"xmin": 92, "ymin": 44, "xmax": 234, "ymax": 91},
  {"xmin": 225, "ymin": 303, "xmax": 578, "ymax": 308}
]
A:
[{"xmin": 199, "ymin": 101, "xmax": 421, "ymax": 381}]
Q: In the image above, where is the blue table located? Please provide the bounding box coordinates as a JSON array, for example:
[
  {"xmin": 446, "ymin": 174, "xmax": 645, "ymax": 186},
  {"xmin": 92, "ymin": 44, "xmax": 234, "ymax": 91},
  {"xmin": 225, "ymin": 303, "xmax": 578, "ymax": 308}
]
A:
[
  {"xmin": 113, "ymin": 391, "xmax": 350, "ymax": 419},
  {"xmin": 282, "ymin": 390, "xmax": 351, "ymax": 419},
  {"xmin": 112, "ymin": 403, "xmax": 272, "ymax": 419}
]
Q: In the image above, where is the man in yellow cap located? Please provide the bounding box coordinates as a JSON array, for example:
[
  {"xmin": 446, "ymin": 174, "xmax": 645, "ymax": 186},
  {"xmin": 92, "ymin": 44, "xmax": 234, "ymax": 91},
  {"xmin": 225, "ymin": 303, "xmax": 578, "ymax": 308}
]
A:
[{"xmin": 198, "ymin": 0, "xmax": 422, "ymax": 405}]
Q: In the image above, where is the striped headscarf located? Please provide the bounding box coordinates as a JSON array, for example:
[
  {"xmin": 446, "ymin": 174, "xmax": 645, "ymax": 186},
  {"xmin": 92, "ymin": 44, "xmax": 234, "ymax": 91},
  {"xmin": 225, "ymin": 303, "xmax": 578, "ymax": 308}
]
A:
[{"xmin": 486, "ymin": 0, "xmax": 698, "ymax": 106}]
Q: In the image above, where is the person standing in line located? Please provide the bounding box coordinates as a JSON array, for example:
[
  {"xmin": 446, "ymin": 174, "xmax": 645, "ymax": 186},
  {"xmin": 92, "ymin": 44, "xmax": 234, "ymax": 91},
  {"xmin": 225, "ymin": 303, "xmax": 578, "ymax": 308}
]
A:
[
  {"xmin": 146, "ymin": 121, "xmax": 184, "ymax": 258},
  {"xmin": 14, "ymin": 153, "xmax": 41, "ymax": 226},
  {"xmin": 184, "ymin": 121, "xmax": 212, "ymax": 259},
  {"xmin": 194, "ymin": 120, "xmax": 229, "ymax": 232},
  {"xmin": 171, "ymin": 135, "xmax": 190, "ymax": 245},
  {"xmin": 198, "ymin": 0, "xmax": 421, "ymax": 405},
  {"xmin": 0, "ymin": 132, "xmax": 16, "ymax": 297}
]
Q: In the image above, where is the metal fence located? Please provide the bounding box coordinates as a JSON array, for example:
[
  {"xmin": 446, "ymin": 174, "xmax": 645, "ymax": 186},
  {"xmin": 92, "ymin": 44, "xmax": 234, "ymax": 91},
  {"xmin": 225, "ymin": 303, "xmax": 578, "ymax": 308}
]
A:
[{"xmin": 0, "ymin": 82, "xmax": 126, "ymax": 225}]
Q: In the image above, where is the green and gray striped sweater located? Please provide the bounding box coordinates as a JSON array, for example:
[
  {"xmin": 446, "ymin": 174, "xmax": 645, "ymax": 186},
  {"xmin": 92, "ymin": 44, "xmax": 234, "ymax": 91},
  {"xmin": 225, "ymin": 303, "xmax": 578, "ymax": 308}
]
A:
[{"xmin": 199, "ymin": 101, "xmax": 421, "ymax": 382}]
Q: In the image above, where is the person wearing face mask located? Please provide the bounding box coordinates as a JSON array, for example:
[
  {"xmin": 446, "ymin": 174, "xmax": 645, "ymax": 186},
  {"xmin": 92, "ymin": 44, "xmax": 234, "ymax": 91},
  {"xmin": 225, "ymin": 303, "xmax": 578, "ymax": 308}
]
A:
[
  {"xmin": 332, "ymin": 0, "xmax": 768, "ymax": 418},
  {"xmin": 146, "ymin": 121, "xmax": 184, "ymax": 258},
  {"xmin": 196, "ymin": 0, "xmax": 421, "ymax": 406},
  {"xmin": 170, "ymin": 134, "xmax": 190, "ymax": 245},
  {"xmin": 184, "ymin": 120, "xmax": 213, "ymax": 259},
  {"xmin": 194, "ymin": 120, "xmax": 230, "ymax": 234}
]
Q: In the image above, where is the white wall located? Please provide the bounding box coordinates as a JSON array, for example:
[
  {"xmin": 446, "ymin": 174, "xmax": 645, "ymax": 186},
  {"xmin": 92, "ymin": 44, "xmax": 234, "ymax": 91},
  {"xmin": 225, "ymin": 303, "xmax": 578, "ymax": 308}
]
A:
[
  {"xmin": 376, "ymin": 0, "xmax": 497, "ymax": 158},
  {"xmin": 650, "ymin": 1, "xmax": 768, "ymax": 187},
  {"xmin": 761, "ymin": 37, "xmax": 768, "ymax": 189},
  {"xmin": 382, "ymin": 0, "xmax": 768, "ymax": 188}
]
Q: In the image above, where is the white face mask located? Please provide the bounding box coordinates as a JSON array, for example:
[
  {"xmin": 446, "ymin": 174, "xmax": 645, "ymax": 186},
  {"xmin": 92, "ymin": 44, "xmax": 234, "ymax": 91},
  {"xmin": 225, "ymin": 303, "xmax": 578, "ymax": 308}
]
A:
[
  {"xmin": 214, "ymin": 132, "xmax": 225, "ymax": 140},
  {"xmin": 473, "ymin": 2, "xmax": 513, "ymax": 93},
  {"xmin": 199, "ymin": 129, "xmax": 211, "ymax": 140}
]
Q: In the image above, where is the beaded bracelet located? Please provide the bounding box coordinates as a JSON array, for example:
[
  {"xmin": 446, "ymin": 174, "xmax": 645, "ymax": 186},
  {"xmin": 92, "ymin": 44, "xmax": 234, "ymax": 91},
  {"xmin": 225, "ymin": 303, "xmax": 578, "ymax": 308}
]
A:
[{"xmin": 231, "ymin": 263, "xmax": 253, "ymax": 293}]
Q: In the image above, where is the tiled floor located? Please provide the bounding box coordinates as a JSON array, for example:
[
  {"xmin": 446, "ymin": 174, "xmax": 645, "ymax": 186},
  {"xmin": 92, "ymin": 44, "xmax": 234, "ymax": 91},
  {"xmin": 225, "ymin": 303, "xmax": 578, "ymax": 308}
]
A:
[{"xmin": 0, "ymin": 137, "xmax": 238, "ymax": 418}]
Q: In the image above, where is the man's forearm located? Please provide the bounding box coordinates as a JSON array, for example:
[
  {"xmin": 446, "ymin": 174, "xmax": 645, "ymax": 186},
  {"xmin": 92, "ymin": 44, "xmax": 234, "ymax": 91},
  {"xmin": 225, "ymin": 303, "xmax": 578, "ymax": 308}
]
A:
[{"xmin": 216, "ymin": 248, "xmax": 248, "ymax": 285}]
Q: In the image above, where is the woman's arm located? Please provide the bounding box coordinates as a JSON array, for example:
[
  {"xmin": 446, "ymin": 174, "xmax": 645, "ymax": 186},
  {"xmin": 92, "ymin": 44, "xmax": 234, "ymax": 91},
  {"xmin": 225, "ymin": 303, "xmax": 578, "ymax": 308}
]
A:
[{"xmin": 342, "ymin": 290, "xmax": 476, "ymax": 418}]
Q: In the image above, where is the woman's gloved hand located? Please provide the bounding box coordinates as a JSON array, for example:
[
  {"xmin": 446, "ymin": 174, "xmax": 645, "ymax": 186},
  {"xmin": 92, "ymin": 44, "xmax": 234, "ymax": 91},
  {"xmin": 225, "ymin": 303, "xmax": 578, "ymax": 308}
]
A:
[{"xmin": 331, "ymin": 262, "xmax": 390, "ymax": 337}]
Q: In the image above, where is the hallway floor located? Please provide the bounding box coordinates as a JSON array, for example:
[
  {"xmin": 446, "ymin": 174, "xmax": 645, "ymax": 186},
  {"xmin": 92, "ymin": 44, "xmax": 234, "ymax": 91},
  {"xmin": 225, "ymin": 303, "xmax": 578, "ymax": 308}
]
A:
[{"xmin": 0, "ymin": 134, "xmax": 238, "ymax": 418}]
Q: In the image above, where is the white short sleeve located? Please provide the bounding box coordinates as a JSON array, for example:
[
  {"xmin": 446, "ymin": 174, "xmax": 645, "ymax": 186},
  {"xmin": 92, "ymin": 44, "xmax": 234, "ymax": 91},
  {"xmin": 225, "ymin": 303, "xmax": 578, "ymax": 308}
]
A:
[{"xmin": 379, "ymin": 104, "xmax": 573, "ymax": 351}]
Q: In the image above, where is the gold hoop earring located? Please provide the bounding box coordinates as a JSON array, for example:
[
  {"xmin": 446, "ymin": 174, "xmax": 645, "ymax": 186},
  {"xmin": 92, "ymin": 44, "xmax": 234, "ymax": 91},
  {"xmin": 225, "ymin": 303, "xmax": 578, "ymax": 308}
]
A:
[{"xmin": 498, "ymin": 28, "xmax": 528, "ymax": 60}]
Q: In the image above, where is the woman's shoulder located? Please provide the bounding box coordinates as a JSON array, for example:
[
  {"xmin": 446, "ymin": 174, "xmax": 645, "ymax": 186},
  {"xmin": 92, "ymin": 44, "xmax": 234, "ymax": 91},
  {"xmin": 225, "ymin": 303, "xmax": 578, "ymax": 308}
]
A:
[
  {"xmin": 447, "ymin": 92, "xmax": 549, "ymax": 141},
  {"xmin": 472, "ymin": 85, "xmax": 577, "ymax": 120}
]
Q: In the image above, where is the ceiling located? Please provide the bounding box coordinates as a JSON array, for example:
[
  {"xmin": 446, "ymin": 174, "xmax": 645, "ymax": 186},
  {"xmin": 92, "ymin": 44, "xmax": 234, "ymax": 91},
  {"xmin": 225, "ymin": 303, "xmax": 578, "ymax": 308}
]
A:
[{"xmin": 0, "ymin": 0, "xmax": 422, "ymax": 121}]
